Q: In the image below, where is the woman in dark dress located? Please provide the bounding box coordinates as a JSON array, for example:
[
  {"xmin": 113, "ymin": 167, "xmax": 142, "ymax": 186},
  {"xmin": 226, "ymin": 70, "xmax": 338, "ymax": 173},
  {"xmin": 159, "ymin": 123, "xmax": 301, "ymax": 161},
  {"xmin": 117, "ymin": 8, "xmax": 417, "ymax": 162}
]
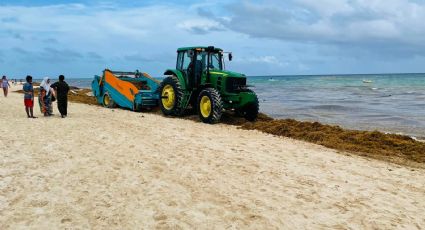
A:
[{"xmin": 51, "ymin": 75, "xmax": 70, "ymax": 118}]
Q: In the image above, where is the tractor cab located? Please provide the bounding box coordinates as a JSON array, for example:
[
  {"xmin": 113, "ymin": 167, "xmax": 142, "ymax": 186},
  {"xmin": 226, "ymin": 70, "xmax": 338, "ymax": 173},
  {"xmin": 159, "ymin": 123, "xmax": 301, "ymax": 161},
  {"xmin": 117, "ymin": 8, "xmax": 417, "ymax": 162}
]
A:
[{"xmin": 176, "ymin": 46, "xmax": 226, "ymax": 90}]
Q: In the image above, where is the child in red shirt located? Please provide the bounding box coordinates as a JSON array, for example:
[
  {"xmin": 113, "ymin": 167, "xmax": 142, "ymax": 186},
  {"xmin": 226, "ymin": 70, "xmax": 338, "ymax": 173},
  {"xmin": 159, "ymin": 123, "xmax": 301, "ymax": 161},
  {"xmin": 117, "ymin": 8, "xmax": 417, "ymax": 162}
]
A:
[{"xmin": 23, "ymin": 75, "xmax": 37, "ymax": 118}]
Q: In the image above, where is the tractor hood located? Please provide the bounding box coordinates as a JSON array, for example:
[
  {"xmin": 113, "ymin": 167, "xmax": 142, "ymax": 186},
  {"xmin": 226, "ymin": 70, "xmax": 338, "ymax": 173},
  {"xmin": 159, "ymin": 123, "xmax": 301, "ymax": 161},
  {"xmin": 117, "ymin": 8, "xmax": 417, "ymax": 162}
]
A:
[{"xmin": 209, "ymin": 70, "xmax": 246, "ymax": 78}]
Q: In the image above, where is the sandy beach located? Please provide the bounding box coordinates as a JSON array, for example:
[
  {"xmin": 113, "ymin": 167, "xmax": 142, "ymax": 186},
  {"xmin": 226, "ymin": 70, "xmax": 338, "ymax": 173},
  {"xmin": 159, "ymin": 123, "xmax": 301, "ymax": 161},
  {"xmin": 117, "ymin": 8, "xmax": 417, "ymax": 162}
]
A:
[{"xmin": 1, "ymin": 90, "xmax": 424, "ymax": 229}]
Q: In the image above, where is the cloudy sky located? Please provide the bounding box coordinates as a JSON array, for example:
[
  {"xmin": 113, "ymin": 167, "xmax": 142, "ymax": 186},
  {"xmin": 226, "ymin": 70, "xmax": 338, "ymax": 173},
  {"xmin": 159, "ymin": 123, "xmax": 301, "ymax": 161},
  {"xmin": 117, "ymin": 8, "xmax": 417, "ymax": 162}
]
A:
[{"xmin": 1, "ymin": 0, "xmax": 425, "ymax": 78}]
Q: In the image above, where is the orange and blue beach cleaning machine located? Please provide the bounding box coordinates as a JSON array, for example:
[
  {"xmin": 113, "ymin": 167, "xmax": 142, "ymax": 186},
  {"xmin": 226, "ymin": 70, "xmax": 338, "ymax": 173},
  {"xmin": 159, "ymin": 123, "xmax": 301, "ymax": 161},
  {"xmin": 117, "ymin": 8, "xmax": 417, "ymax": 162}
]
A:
[{"xmin": 91, "ymin": 69, "xmax": 160, "ymax": 111}]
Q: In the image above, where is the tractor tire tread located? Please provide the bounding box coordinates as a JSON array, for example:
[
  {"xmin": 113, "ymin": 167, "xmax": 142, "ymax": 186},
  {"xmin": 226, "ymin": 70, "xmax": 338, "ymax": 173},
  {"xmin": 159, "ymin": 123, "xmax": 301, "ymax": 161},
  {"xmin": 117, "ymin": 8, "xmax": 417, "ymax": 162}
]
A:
[
  {"xmin": 198, "ymin": 88, "xmax": 223, "ymax": 124},
  {"xmin": 159, "ymin": 76, "xmax": 185, "ymax": 116}
]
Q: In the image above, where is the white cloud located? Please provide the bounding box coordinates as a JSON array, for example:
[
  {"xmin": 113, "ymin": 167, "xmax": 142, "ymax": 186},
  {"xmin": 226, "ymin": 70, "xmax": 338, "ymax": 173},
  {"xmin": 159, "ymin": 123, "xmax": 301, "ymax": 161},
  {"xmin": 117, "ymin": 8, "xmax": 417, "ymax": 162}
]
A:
[
  {"xmin": 224, "ymin": 0, "xmax": 425, "ymax": 51},
  {"xmin": 177, "ymin": 19, "xmax": 225, "ymax": 34},
  {"xmin": 232, "ymin": 55, "xmax": 291, "ymax": 71},
  {"xmin": 296, "ymin": 0, "xmax": 355, "ymax": 17},
  {"xmin": 244, "ymin": 56, "xmax": 288, "ymax": 67},
  {"xmin": 1, "ymin": 2, "xmax": 290, "ymax": 76},
  {"xmin": 346, "ymin": 19, "xmax": 400, "ymax": 40},
  {"xmin": 1, "ymin": 0, "xmax": 425, "ymax": 76},
  {"xmin": 0, "ymin": 3, "xmax": 214, "ymax": 76}
]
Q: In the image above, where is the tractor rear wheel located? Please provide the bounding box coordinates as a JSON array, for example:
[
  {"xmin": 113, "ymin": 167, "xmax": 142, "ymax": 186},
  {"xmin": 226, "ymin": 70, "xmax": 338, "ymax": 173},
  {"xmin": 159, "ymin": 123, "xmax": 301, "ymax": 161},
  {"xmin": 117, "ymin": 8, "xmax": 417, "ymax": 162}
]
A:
[
  {"xmin": 197, "ymin": 88, "xmax": 223, "ymax": 124},
  {"xmin": 237, "ymin": 90, "xmax": 259, "ymax": 121},
  {"xmin": 102, "ymin": 92, "xmax": 116, "ymax": 108},
  {"xmin": 159, "ymin": 76, "xmax": 184, "ymax": 116}
]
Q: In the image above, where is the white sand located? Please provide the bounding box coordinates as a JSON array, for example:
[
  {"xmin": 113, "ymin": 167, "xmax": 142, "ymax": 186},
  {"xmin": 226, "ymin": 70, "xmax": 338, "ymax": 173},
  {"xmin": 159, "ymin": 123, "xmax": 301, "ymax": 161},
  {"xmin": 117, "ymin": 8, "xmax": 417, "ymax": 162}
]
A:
[{"xmin": 0, "ymin": 91, "xmax": 424, "ymax": 229}]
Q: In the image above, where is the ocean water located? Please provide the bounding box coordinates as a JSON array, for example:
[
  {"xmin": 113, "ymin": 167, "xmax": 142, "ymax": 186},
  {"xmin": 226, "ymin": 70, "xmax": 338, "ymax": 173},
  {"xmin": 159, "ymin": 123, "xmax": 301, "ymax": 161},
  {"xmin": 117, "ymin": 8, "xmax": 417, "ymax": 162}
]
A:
[
  {"xmin": 249, "ymin": 73, "xmax": 425, "ymax": 139},
  {"xmin": 30, "ymin": 78, "xmax": 93, "ymax": 89},
  {"xmin": 44, "ymin": 74, "xmax": 425, "ymax": 139}
]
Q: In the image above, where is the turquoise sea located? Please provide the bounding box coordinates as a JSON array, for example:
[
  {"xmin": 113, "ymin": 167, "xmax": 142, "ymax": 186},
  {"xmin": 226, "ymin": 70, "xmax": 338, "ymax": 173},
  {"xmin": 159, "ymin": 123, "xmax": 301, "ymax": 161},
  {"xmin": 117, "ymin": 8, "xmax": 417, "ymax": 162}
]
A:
[
  {"xmin": 250, "ymin": 73, "xmax": 425, "ymax": 139},
  {"xmin": 41, "ymin": 73, "xmax": 425, "ymax": 139}
]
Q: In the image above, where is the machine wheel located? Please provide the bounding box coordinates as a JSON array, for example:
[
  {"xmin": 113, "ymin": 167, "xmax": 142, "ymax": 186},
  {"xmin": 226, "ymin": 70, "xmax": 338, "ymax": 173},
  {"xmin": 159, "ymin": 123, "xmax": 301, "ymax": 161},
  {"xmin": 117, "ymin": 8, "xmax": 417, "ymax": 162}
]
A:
[
  {"xmin": 133, "ymin": 101, "xmax": 141, "ymax": 112},
  {"xmin": 102, "ymin": 92, "xmax": 116, "ymax": 108},
  {"xmin": 237, "ymin": 90, "xmax": 259, "ymax": 121},
  {"xmin": 158, "ymin": 76, "xmax": 184, "ymax": 116},
  {"xmin": 197, "ymin": 88, "xmax": 223, "ymax": 124}
]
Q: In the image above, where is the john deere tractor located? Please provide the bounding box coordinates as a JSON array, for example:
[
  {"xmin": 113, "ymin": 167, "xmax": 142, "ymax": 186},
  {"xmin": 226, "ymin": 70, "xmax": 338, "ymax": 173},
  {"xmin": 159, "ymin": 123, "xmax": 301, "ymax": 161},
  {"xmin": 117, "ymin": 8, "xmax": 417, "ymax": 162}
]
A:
[{"xmin": 158, "ymin": 46, "xmax": 259, "ymax": 123}]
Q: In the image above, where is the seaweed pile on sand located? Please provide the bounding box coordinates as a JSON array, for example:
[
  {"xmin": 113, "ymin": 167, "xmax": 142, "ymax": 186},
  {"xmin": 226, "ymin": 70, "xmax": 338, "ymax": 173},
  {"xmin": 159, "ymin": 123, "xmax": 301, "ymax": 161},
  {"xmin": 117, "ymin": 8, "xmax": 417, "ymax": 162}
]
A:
[
  {"xmin": 67, "ymin": 89, "xmax": 98, "ymax": 105},
  {"xmin": 177, "ymin": 111, "xmax": 424, "ymax": 167},
  {"xmin": 239, "ymin": 115, "xmax": 425, "ymax": 167}
]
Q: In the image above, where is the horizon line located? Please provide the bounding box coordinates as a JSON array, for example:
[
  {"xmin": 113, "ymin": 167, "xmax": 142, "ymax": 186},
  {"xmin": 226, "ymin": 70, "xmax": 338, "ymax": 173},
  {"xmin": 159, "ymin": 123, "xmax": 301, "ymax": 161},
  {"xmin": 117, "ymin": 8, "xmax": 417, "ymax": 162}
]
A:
[{"xmin": 5, "ymin": 72, "xmax": 425, "ymax": 79}]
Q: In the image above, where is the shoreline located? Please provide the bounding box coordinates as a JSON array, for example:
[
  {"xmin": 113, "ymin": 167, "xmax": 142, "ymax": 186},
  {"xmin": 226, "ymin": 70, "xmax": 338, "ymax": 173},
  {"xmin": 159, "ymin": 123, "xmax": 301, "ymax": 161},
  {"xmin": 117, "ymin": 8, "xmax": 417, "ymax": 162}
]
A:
[
  {"xmin": 32, "ymin": 87, "xmax": 425, "ymax": 141},
  {"xmin": 47, "ymin": 91, "xmax": 425, "ymax": 141},
  {"xmin": 268, "ymin": 115, "xmax": 425, "ymax": 142},
  {"xmin": 15, "ymin": 80, "xmax": 425, "ymax": 140},
  {"xmin": 14, "ymin": 86, "xmax": 425, "ymax": 168}
]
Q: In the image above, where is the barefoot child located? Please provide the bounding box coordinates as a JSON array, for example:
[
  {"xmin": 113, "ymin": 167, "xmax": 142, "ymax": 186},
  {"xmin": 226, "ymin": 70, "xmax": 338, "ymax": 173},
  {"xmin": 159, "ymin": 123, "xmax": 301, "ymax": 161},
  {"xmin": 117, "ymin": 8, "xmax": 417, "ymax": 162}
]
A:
[{"xmin": 23, "ymin": 75, "xmax": 37, "ymax": 118}]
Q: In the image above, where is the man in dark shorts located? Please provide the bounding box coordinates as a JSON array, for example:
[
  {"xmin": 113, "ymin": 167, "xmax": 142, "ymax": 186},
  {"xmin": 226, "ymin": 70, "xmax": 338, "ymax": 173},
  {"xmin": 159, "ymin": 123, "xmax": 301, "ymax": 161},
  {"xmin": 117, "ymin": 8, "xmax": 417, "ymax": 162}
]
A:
[
  {"xmin": 51, "ymin": 75, "xmax": 70, "ymax": 118},
  {"xmin": 23, "ymin": 75, "xmax": 37, "ymax": 118}
]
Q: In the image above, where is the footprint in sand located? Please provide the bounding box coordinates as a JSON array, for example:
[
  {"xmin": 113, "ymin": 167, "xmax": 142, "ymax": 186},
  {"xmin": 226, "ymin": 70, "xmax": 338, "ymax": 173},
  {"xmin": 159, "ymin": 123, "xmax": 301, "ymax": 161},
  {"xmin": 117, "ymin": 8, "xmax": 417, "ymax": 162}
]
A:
[
  {"xmin": 29, "ymin": 200, "xmax": 49, "ymax": 207},
  {"xmin": 153, "ymin": 213, "xmax": 168, "ymax": 221},
  {"xmin": 61, "ymin": 218, "xmax": 72, "ymax": 223}
]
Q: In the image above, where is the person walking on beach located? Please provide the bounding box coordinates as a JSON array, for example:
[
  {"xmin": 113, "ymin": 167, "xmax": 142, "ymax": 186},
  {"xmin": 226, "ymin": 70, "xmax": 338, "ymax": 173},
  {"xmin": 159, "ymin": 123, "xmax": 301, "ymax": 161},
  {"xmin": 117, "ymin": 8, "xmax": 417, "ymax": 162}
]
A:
[
  {"xmin": 1, "ymin": 76, "xmax": 11, "ymax": 97},
  {"xmin": 39, "ymin": 77, "xmax": 55, "ymax": 116},
  {"xmin": 51, "ymin": 75, "xmax": 70, "ymax": 118},
  {"xmin": 23, "ymin": 75, "xmax": 37, "ymax": 118}
]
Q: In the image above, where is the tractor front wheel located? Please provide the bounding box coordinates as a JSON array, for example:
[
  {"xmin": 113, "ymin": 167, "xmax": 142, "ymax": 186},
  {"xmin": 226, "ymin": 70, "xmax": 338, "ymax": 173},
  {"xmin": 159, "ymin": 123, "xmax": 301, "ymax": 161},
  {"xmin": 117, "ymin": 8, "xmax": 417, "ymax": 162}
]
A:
[
  {"xmin": 102, "ymin": 92, "xmax": 116, "ymax": 108},
  {"xmin": 197, "ymin": 88, "xmax": 223, "ymax": 124},
  {"xmin": 158, "ymin": 76, "xmax": 184, "ymax": 116}
]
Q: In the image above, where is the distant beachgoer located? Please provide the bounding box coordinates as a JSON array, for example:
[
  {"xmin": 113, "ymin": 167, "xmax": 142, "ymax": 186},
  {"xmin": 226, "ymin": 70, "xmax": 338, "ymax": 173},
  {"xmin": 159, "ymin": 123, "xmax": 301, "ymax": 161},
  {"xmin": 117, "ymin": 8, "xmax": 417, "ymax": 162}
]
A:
[
  {"xmin": 51, "ymin": 75, "xmax": 70, "ymax": 118},
  {"xmin": 1, "ymin": 76, "xmax": 11, "ymax": 97},
  {"xmin": 23, "ymin": 75, "xmax": 37, "ymax": 118},
  {"xmin": 39, "ymin": 77, "xmax": 55, "ymax": 116}
]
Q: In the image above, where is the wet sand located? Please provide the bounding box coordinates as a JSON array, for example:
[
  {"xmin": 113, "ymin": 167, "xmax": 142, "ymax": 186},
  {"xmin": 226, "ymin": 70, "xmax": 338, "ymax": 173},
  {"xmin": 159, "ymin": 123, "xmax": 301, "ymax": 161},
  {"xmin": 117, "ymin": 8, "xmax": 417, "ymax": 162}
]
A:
[{"xmin": 0, "ymin": 90, "xmax": 424, "ymax": 229}]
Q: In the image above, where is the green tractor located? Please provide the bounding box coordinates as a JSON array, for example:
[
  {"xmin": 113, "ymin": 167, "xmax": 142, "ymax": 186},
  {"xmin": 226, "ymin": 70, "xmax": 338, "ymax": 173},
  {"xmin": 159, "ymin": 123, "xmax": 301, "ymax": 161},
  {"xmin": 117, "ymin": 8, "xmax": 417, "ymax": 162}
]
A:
[{"xmin": 158, "ymin": 46, "xmax": 259, "ymax": 123}]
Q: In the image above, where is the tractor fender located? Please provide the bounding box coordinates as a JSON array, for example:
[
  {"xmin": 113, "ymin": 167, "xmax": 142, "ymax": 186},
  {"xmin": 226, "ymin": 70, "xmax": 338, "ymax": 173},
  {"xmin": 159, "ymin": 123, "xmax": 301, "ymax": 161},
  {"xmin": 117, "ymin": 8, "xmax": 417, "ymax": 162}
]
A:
[{"xmin": 164, "ymin": 69, "xmax": 187, "ymax": 90}]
